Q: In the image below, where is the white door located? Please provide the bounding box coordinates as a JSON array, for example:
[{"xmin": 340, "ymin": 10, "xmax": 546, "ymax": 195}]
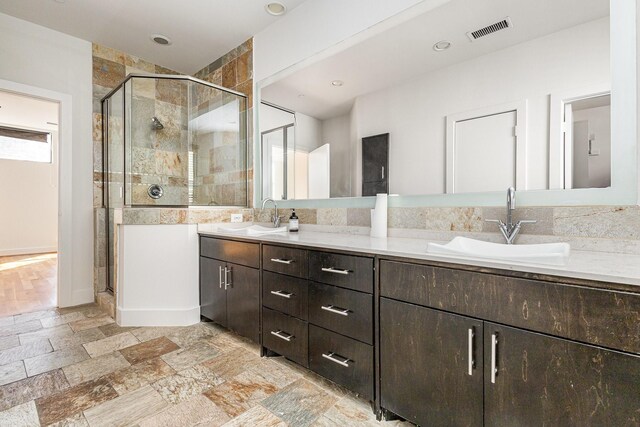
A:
[
  {"xmin": 452, "ymin": 111, "xmax": 517, "ymax": 193},
  {"xmin": 308, "ymin": 144, "xmax": 330, "ymax": 199}
]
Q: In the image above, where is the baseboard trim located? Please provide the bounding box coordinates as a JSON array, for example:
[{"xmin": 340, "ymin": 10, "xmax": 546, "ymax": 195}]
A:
[
  {"xmin": 116, "ymin": 306, "xmax": 201, "ymax": 327},
  {"xmin": 0, "ymin": 246, "xmax": 57, "ymax": 256}
]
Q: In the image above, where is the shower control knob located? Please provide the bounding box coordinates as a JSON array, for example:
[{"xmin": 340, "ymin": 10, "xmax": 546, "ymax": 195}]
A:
[{"xmin": 147, "ymin": 184, "xmax": 164, "ymax": 199}]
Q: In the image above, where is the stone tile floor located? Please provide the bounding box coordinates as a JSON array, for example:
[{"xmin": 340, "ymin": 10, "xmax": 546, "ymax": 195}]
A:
[{"xmin": 0, "ymin": 304, "xmax": 410, "ymax": 426}]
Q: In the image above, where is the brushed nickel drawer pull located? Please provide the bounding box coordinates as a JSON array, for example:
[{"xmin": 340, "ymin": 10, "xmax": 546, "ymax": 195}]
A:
[
  {"xmin": 321, "ymin": 305, "xmax": 350, "ymax": 316},
  {"xmin": 270, "ymin": 290, "xmax": 293, "ymax": 299},
  {"xmin": 321, "ymin": 267, "xmax": 350, "ymax": 275},
  {"xmin": 468, "ymin": 327, "xmax": 475, "ymax": 376},
  {"xmin": 491, "ymin": 333, "xmax": 498, "ymax": 384},
  {"xmin": 270, "ymin": 330, "xmax": 294, "ymax": 342},
  {"xmin": 271, "ymin": 258, "xmax": 294, "ymax": 265},
  {"xmin": 322, "ymin": 352, "xmax": 351, "ymax": 367}
]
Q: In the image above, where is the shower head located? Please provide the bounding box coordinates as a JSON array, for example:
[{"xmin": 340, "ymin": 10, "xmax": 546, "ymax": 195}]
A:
[{"xmin": 151, "ymin": 116, "xmax": 164, "ymax": 130}]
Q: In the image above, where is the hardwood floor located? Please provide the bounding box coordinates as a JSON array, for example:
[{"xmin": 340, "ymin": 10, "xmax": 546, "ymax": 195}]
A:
[{"xmin": 0, "ymin": 253, "xmax": 57, "ymax": 317}]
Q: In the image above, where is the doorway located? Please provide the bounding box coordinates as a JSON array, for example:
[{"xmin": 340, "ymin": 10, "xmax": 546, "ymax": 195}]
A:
[{"xmin": 0, "ymin": 89, "xmax": 60, "ymax": 316}]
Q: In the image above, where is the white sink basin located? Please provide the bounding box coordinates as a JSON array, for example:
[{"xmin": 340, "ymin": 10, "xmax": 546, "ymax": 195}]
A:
[
  {"xmin": 427, "ymin": 237, "xmax": 570, "ymax": 266},
  {"xmin": 217, "ymin": 224, "xmax": 288, "ymax": 235}
]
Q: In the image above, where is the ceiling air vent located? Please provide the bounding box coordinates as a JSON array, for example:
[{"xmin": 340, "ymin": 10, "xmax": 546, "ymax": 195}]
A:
[{"xmin": 466, "ymin": 17, "xmax": 512, "ymax": 41}]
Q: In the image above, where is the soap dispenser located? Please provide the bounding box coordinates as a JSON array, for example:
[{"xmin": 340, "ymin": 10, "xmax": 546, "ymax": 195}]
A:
[{"xmin": 289, "ymin": 209, "xmax": 299, "ymax": 232}]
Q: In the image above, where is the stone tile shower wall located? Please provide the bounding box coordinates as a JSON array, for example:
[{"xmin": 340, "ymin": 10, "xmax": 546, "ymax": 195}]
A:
[
  {"xmin": 128, "ymin": 77, "xmax": 190, "ymax": 206},
  {"xmin": 92, "ymin": 41, "xmax": 255, "ymax": 299},
  {"xmin": 194, "ymin": 38, "xmax": 254, "ymax": 208},
  {"xmin": 92, "ymin": 44, "xmax": 183, "ymax": 295}
]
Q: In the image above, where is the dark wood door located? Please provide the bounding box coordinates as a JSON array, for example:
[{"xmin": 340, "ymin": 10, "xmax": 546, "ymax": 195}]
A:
[
  {"xmin": 380, "ymin": 298, "xmax": 483, "ymax": 427},
  {"xmin": 484, "ymin": 323, "xmax": 640, "ymax": 426},
  {"xmin": 361, "ymin": 133, "xmax": 389, "ymax": 196},
  {"xmin": 226, "ymin": 262, "xmax": 260, "ymax": 343},
  {"xmin": 200, "ymin": 257, "xmax": 227, "ymax": 326}
]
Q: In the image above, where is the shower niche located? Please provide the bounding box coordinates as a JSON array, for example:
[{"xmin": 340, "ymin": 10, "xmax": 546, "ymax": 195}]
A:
[{"xmin": 102, "ymin": 74, "xmax": 248, "ymax": 208}]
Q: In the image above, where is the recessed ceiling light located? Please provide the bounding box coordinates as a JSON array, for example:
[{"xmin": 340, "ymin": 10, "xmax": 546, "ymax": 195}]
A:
[
  {"xmin": 265, "ymin": 2, "xmax": 286, "ymax": 16},
  {"xmin": 433, "ymin": 40, "xmax": 452, "ymax": 51},
  {"xmin": 151, "ymin": 34, "xmax": 172, "ymax": 46},
  {"xmin": 330, "ymin": 80, "xmax": 344, "ymax": 87}
]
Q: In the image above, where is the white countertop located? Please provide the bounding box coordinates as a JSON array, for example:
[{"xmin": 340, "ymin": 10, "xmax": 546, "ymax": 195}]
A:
[{"xmin": 198, "ymin": 227, "xmax": 640, "ymax": 289}]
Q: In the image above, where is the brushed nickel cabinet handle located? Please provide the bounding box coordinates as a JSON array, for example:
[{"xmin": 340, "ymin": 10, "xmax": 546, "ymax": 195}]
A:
[
  {"xmin": 271, "ymin": 258, "xmax": 294, "ymax": 265},
  {"xmin": 321, "ymin": 267, "xmax": 350, "ymax": 275},
  {"xmin": 224, "ymin": 267, "xmax": 232, "ymax": 289},
  {"xmin": 218, "ymin": 265, "xmax": 223, "ymax": 289},
  {"xmin": 321, "ymin": 305, "xmax": 350, "ymax": 316},
  {"xmin": 270, "ymin": 330, "xmax": 294, "ymax": 342},
  {"xmin": 491, "ymin": 333, "xmax": 498, "ymax": 384},
  {"xmin": 468, "ymin": 327, "xmax": 475, "ymax": 376},
  {"xmin": 322, "ymin": 352, "xmax": 351, "ymax": 367},
  {"xmin": 270, "ymin": 290, "xmax": 292, "ymax": 299}
]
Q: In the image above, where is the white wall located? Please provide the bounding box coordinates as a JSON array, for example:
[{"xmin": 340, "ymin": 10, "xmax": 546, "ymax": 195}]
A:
[
  {"xmin": 351, "ymin": 18, "xmax": 609, "ymax": 196},
  {"xmin": 0, "ymin": 13, "xmax": 94, "ymax": 306},
  {"xmin": 294, "ymin": 112, "xmax": 322, "ymax": 152},
  {"xmin": 254, "ymin": 0, "xmax": 442, "ymax": 82},
  {"xmin": 118, "ymin": 224, "xmax": 199, "ymax": 326},
  {"xmin": 0, "ymin": 92, "xmax": 59, "ymax": 255},
  {"xmin": 321, "ymin": 114, "xmax": 352, "ymax": 197}
]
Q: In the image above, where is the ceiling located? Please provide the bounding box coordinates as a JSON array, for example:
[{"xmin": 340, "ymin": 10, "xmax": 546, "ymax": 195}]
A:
[
  {"xmin": 261, "ymin": 0, "xmax": 609, "ymax": 120},
  {"xmin": 0, "ymin": 0, "xmax": 307, "ymax": 74}
]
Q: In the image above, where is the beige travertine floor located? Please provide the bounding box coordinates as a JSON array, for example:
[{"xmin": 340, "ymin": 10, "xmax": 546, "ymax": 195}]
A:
[
  {"xmin": 0, "ymin": 304, "xmax": 410, "ymax": 426},
  {"xmin": 0, "ymin": 253, "xmax": 57, "ymax": 318}
]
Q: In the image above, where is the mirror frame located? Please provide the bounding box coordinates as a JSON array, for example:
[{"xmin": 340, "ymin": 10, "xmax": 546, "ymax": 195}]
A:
[{"xmin": 254, "ymin": 0, "xmax": 637, "ymax": 208}]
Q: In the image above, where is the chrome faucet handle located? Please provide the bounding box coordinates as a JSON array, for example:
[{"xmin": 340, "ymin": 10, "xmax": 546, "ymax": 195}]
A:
[
  {"xmin": 485, "ymin": 219, "xmax": 505, "ymax": 226},
  {"xmin": 516, "ymin": 220, "xmax": 537, "ymax": 225}
]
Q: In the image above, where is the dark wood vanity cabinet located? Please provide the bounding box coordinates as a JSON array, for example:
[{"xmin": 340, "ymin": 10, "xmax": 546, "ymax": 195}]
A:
[
  {"xmin": 380, "ymin": 298, "xmax": 483, "ymax": 426},
  {"xmin": 379, "ymin": 259, "xmax": 640, "ymax": 426},
  {"xmin": 261, "ymin": 246, "xmax": 375, "ymax": 401},
  {"xmin": 199, "ymin": 237, "xmax": 260, "ymax": 343}
]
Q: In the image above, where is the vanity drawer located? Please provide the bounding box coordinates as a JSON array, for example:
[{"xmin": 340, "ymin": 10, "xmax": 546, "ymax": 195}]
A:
[
  {"xmin": 309, "ymin": 251, "xmax": 373, "ymax": 293},
  {"xmin": 309, "ymin": 325, "xmax": 373, "ymax": 400},
  {"xmin": 308, "ymin": 282, "xmax": 373, "ymax": 344},
  {"xmin": 200, "ymin": 237, "xmax": 259, "ymax": 268},
  {"xmin": 262, "ymin": 271, "xmax": 308, "ymax": 320},
  {"xmin": 262, "ymin": 307, "xmax": 308, "ymax": 367},
  {"xmin": 263, "ymin": 245, "xmax": 308, "ymax": 278},
  {"xmin": 380, "ymin": 260, "xmax": 436, "ymax": 306}
]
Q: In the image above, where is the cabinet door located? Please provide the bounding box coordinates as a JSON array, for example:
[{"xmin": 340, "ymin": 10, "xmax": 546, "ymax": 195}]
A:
[
  {"xmin": 200, "ymin": 257, "xmax": 227, "ymax": 326},
  {"xmin": 380, "ymin": 298, "xmax": 483, "ymax": 427},
  {"xmin": 484, "ymin": 323, "xmax": 640, "ymax": 426},
  {"xmin": 226, "ymin": 263, "xmax": 260, "ymax": 343}
]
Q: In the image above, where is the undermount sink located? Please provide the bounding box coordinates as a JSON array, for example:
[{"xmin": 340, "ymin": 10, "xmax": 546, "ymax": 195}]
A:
[
  {"xmin": 217, "ymin": 224, "xmax": 288, "ymax": 235},
  {"xmin": 427, "ymin": 237, "xmax": 570, "ymax": 266}
]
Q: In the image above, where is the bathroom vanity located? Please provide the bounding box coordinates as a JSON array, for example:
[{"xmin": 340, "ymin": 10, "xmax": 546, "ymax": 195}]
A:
[{"xmin": 198, "ymin": 231, "xmax": 640, "ymax": 425}]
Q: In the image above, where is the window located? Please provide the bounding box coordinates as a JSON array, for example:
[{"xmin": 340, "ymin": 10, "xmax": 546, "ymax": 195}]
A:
[{"xmin": 0, "ymin": 125, "xmax": 52, "ymax": 163}]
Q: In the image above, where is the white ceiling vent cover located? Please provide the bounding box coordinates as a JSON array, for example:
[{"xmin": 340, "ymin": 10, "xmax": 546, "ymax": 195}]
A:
[{"xmin": 466, "ymin": 17, "xmax": 513, "ymax": 41}]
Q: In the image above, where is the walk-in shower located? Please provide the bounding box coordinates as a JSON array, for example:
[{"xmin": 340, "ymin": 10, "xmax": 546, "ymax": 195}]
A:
[{"xmin": 101, "ymin": 74, "xmax": 249, "ymax": 292}]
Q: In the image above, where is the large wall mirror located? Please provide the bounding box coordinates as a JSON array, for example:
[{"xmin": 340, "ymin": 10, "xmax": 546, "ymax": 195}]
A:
[{"xmin": 256, "ymin": 0, "xmax": 637, "ymax": 207}]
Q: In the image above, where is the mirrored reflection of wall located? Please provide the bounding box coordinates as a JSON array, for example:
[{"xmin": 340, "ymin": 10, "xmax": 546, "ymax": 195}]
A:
[
  {"xmin": 570, "ymin": 95, "xmax": 611, "ymax": 189},
  {"xmin": 260, "ymin": 0, "xmax": 611, "ymax": 200}
]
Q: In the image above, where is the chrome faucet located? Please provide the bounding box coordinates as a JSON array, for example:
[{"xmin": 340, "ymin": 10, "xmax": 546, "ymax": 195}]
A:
[
  {"xmin": 486, "ymin": 187, "xmax": 536, "ymax": 244},
  {"xmin": 261, "ymin": 198, "xmax": 282, "ymax": 228}
]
